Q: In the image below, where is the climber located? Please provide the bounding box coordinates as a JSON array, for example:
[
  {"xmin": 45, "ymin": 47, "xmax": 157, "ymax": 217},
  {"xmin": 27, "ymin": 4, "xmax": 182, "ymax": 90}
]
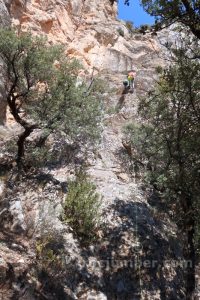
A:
[
  {"xmin": 127, "ymin": 70, "xmax": 136, "ymax": 92},
  {"xmin": 123, "ymin": 70, "xmax": 136, "ymax": 92}
]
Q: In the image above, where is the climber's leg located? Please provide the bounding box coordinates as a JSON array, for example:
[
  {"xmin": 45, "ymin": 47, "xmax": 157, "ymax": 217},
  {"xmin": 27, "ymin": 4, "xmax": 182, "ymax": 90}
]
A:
[{"xmin": 130, "ymin": 79, "xmax": 134, "ymax": 92}]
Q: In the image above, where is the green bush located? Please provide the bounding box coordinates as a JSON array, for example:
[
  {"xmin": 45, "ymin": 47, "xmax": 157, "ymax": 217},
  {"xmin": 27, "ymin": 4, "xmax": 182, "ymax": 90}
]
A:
[
  {"xmin": 62, "ymin": 170, "xmax": 101, "ymax": 240},
  {"xmin": 155, "ymin": 65, "xmax": 163, "ymax": 74},
  {"xmin": 0, "ymin": 29, "xmax": 103, "ymax": 168},
  {"xmin": 35, "ymin": 233, "xmax": 68, "ymax": 298},
  {"xmin": 125, "ymin": 21, "xmax": 135, "ymax": 34},
  {"xmin": 36, "ymin": 234, "xmax": 65, "ymax": 274},
  {"xmin": 138, "ymin": 24, "xmax": 151, "ymax": 34},
  {"xmin": 117, "ymin": 28, "xmax": 125, "ymax": 37}
]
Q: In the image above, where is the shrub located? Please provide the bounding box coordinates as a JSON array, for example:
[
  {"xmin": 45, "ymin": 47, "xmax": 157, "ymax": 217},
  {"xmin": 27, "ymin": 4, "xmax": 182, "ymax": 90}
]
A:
[
  {"xmin": 125, "ymin": 21, "xmax": 135, "ymax": 34},
  {"xmin": 35, "ymin": 234, "xmax": 68, "ymax": 298},
  {"xmin": 155, "ymin": 65, "xmax": 163, "ymax": 74},
  {"xmin": 117, "ymin": 28, "xmax": 125, "ymax": 37},
  {"xmin": 106, "ymin": 106, "xmax": 118, "ymax": 115},
  {"xmin": 0, "ymin": 29, "xmax": 102, "ymax": 168},
  {"xmin": 36, "ymin": 234, "xmax": 65, "ymax": 271},
  {"xmin": 139, "ymin": 24, "xmax": 151, "ymax": 34},
  {"xmin": 62, "ymin": 170, "xmax": 101, "ymax": 241}
]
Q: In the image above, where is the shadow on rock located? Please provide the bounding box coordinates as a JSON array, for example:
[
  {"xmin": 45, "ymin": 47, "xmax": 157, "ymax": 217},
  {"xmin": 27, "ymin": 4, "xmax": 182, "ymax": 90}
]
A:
[{"xmin": 94, "ymin": 199, "xmax": 185, "ymax": 299}]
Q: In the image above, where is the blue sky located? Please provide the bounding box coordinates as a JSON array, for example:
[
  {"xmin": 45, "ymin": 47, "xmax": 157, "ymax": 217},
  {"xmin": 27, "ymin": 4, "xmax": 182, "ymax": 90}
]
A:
[{"xmin": 117, "ymin": 0, "xmax": 155, "ymax": 27}]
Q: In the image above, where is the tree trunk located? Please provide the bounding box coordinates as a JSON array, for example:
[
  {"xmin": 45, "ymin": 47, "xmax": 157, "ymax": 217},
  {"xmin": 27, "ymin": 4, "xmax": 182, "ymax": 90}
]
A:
[
  {"xmin": 7, "ymin": 95, "xmax": 38, "ymax": 168},
  {"xmin": 16, "ymin": 125, "xmax": 36, "ymax": 167}
]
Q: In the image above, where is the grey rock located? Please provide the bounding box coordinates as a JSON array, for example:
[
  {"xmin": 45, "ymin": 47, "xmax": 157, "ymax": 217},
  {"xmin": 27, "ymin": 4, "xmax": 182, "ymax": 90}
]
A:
[
  {"xmin": 0, "ymin": 0, "xmax": 10, "ymax": 27},
  {"xmin": 10, "ymin": 200, "xmax": 27, "ymax": 232},
  {"xmin": 0, "ymin": 179, "xmax": 5, "ymax": 198}
]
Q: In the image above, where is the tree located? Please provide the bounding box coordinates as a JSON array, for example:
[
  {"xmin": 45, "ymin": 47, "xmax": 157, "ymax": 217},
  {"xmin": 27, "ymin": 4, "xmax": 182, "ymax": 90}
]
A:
[
  {"xmin": 140, "ymin": 0, "xmax": 200, "ymax": 39},
  {"xmin": 0, "ymin": 29, "xmax": 102, "ymax": 168},
  {"xmin": 125, "ymin": 21, "xmax": 135, "ymax": 34},
  {"xmin": 122, "ymin": 0, "xmax": 200, "ymax": 39},
  {"xmin": 124, "ymin": 37, "xmax": 200, "ymax": 298}
]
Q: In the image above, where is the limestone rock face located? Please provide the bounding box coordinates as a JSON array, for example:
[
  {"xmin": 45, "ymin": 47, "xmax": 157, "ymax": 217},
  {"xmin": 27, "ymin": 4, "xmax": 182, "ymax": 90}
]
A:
[
  {"xmin": 10, "ymin": 0, "xmax": 117, "ymax": 44},
  {"xmin": 9, "ymin": 0, "xmax": 162, "ymax": 72}
]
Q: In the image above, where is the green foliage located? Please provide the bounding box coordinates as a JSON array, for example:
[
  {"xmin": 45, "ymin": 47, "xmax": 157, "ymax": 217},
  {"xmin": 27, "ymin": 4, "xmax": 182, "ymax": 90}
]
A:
[
  {"xmin": 126, "ymin": 58, "xmax": 200, "ymax": 197},
  {"xmin": 125, "ymin": 21, "xmax": 135, "ymax": 34},
  {"xmin": 141, "ymin": 0, "xmax": 200, "ymax": 39},
  {"xmin": 155, "ymin": 65, "xmax": 163, "ymax": 74},
  {"xmin": 36, "ymin": 234, "xmax": 65, "ymax": 274},
  {"xmin": 106, "ymin": 106, "xmax": 118, "ymax": 115},
  {"xmin": 124, "ymin": 36, "xmax": 200, "ymax": 251},
  {"xmin": 25, "ymin": 144, "xmax": 52, "ymax": 168},
  {"xmin": 0, "ymin": 29, "xmax": 63, "ymax": 90},
  {"xmin": 117, "ymin": 27, "xmax": 125, "ymax": 37},
  {"xmin": 0, "ymin": 29, "xmax": 103, "ymax": 166},
  {"xmin": 91, "ymin": 77, "xmax": 106, "ymax": 95},
  {"xmin": 138, "ymin": 24, "xmax": 151, "ymax": 34},
  {"xmin": 113, "ymin": 0, "xmax": 200, "ymax": 39},
  {"xmin": 62, "ymin": 170, "xmax": 101, "ymax": 241},
  {"xmin": 34, "ymin": 233, "xmax": 71, "ymax": 299},
  {"xmin": 29, "ymin": 67, "xmax": 103, "ymax": 144},
  {"xmin": 125, "ymin": 0, "xmax": 200, "ymax": 39}
]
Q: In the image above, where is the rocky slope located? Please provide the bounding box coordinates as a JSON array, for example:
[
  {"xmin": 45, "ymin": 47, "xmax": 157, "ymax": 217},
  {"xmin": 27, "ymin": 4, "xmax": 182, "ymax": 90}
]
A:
[{"xmin": 0, "ymin": 0, "xmax": 193, "ymax": 299}]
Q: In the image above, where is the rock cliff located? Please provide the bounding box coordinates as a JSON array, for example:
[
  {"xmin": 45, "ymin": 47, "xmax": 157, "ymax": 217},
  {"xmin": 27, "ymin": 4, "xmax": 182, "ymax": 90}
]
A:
[{"xmin": 0, "ymin": 0, "xmax": 191, "ymax": 299}]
